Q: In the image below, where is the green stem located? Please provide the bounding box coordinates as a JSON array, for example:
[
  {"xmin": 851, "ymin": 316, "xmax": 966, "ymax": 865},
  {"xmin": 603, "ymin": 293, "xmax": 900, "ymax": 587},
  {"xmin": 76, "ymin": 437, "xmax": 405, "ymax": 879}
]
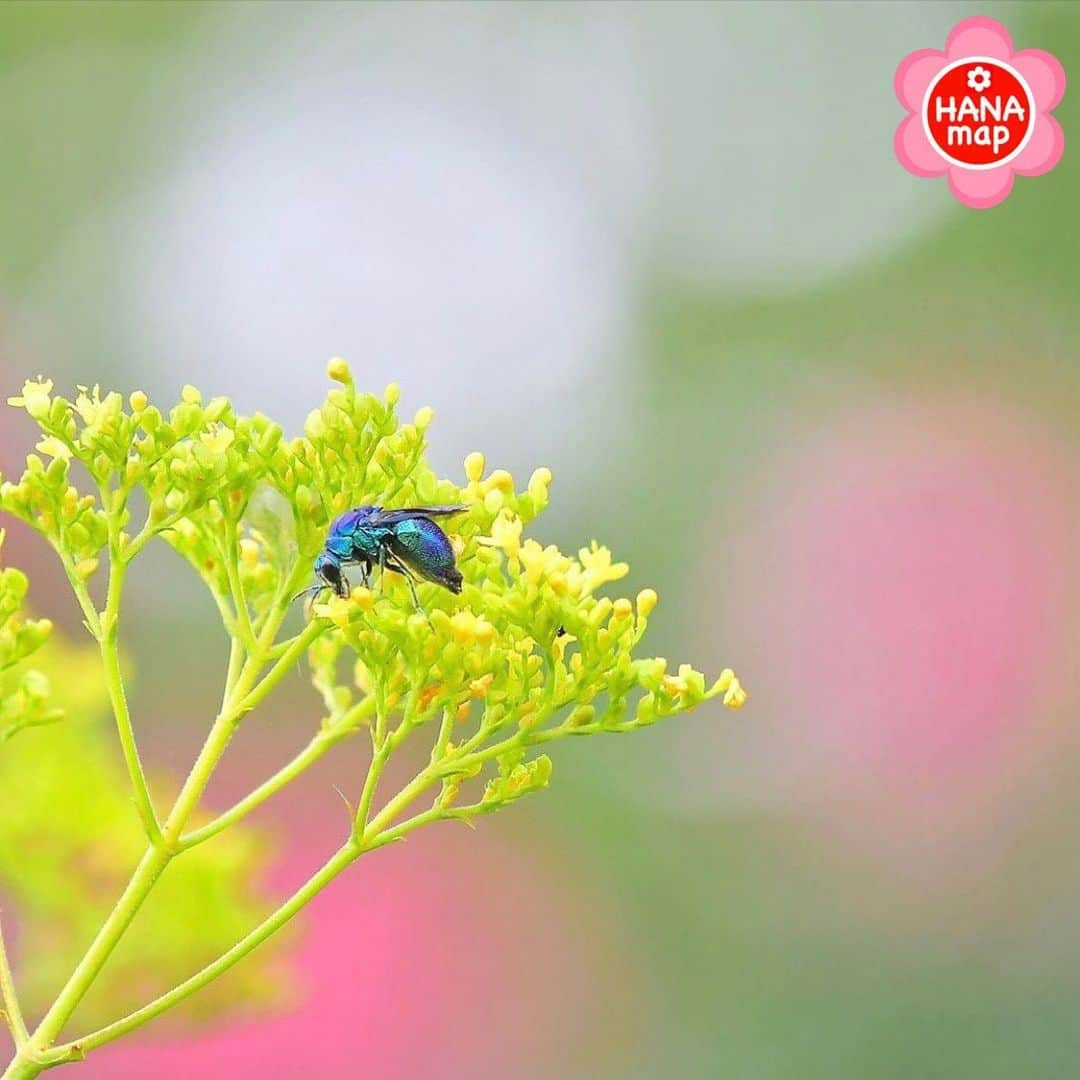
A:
[
  {"xmin": 353, "ymin": 742, "xmax": 391, "ymax": 839},
  {"xmin": 179, "ymin": 698, "xmax": 373, "ymax": 851},
  {"xmin": 430, "ymin": 706, "xmax": 455, "ymax": 763},
  {"xmin": 221, "ymin": 637, "xmax": 245, "ymax": 707},
  {"xmin": 1, "ymin": 1053, "xmax": 49, "ymax": 1080},
  {"xmin": 54, "ymin": 551, "xmax": 99, "ymax": 640},
  {"xmin": 0, "ymin": 918, "xmax": 27, "ymax": 1047},
  {"xmin": 99, "ymin": 557, "xmax": 161, "ymax": 845},
  {"xmin": 20, "ymin": 843, "xmax": 171, "ymax": 1064},
  {"xmin": 223, "ymin": 534, "xmax": 257, "ymax": 656},
  {"xmin": 233, "ymin": 620, "xmax": 326, "ymax": 717}
]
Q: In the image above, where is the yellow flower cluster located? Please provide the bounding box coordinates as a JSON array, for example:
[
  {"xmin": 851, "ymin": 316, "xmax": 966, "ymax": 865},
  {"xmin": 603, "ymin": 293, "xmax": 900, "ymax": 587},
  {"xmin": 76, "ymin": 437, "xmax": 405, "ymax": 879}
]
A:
[{"xmin": 3, "ymin": 358, "xmax": 746, "ymax": 812}]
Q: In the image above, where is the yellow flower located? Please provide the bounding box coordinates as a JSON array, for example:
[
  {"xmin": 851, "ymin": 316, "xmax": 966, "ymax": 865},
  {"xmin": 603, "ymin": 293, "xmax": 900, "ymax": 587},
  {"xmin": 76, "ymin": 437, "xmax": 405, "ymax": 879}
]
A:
[
  {"xmin": 313, "ymin": 594, "xmax": 353, "ymax": 629},
  {"xmin": 552, "ymin": 630, "xmax": 576, "ymax": 663},
  {"xmin": 578, "ymin": 541, "xmax": 629, "ymax": 595},
  {"xmin": 723, "ymin": 677, "xmax": 748, "ymax": 710},
  {"xmin": 35, "ymin": 436, "xmax": 72, "ymax": 462},
  {"xmin": 662, "ymin": 674, "xmax": 688, "ymax": 696},
  {"xmin": 8, "ymin": 378, "xmax": 54, "ymax": 419},
  {"xmin": 477, "ymin": 508, "xmax": 523, "ymax": 560},
  {"xmin": 200, "ymin": 427, "xmax": 235, "ymax": 455},
  {"xmin": 349, "ymin": 586, "xmax": 374, "ymax": 610}
]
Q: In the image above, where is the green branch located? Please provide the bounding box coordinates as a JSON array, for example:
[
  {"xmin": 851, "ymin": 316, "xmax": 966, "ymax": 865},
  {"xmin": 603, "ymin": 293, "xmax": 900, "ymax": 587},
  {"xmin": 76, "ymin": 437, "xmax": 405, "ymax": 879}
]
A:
[
  {"xmin": 179, "ymin": 697, "xmax": 373, "ymax": 851},
  {"xmin": 0, "ymin": 918, "xmax": 28, "ymax": 1049},
  {"xmin": 99, "ymin": 552, "xmax": 161, "ymax": 846}
]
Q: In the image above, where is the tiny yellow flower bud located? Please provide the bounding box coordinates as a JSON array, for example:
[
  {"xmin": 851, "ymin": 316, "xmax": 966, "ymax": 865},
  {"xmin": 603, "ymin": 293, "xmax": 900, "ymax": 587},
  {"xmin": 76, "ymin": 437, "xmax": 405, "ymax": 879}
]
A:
[
  {"xmin": 449, "ymin": 611, "xmax": 476, "ymax": 644},
  {"xmin": 129, "ymin": 390, "xmax": 148, "ymax": 413},
  {"xmin": 470, "ymin": 674, "xmax": 494, "ymax": 698},
  {"xmin": 712, "ymin": 668, "xmax": 735, "ymax": 693},
  {"xmin": 518, "ymin": 702, "xmax": 543, "ymax": 731},
  {"xmin": 181, "ymin": 384, "xmax": 202, "ymax": 405},
  {"xmin": 483, "ymin": 488, "xmax": 504, "ymax": 514},
  {"xmin": 612, "ymin": 597, "xmax": 633, "ymax": 620},
  {"xmin": 350, "ymin": 586, "xmax": 375, "ymax": 610},
  {"xmin": 327, "ymin": 356, "xmax": 352, "ymax": 384},
  {"xmin": 414, "ymin": 406, "xmax": 434, "ymax": 430},
  {"xmin": 487, "ymin": 469, "xmax": 514, "ymax": 492},
  {"xmin": 723, "ymin": 677, "xmax": 747, "ymax": 710},
  {"xmin": 75, "ymin": 557, "xmax": 99, "ymax": 580},
  {"xmin": 567, "ymin": 704, "xmax": 596, "ymax": 727},
  {"xmin": 384, "ymin": 382, "xmax": 401, "ymax": 406},
  {"xmin": 636, "ymin": 588, "xmax": 659, "ymax": 618},
  {"xmin": 528, "ymin": 466, "xmax": 553, "ymax": 501},
  {"xmin": 464, "ymin": 451, "xmax": 485, "ymax": 483},
  {"xmin": 304, "ymin": 409, "xmax": 326, "ymax": 440},
  {"xmin": 239, "ymin": 539, "xmax": 260, "ymax": 566}
]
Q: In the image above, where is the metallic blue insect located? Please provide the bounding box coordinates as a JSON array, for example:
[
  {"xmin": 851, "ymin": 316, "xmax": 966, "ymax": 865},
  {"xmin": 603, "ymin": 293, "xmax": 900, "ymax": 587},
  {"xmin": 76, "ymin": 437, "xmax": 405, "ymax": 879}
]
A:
[{"xmin": 296, "ymin": 504, "xmax": 466, "ymax": 613}]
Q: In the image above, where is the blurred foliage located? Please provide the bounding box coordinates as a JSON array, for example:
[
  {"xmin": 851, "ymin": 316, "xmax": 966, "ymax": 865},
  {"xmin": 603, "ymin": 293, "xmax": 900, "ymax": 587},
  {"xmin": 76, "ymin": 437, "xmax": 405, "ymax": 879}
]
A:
[{"xmin": 0, "ymin": 529, "xmax": 58, "ymax": 742}]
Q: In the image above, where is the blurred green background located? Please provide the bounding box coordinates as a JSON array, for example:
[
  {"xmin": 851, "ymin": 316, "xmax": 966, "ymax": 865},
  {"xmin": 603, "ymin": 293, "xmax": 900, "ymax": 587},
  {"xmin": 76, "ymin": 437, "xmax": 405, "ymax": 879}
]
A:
[{"xmin": 4, "ymin": 2, "xmax": 1080, "ymax": 1076}]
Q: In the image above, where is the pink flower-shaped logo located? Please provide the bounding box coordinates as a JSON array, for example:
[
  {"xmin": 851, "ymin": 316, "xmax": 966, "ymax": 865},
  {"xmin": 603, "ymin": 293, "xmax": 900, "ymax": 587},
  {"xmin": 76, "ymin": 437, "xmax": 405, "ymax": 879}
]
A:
[{"xmin": 895, "ymin": 16, "xmax": 1065, "ymax": 208}]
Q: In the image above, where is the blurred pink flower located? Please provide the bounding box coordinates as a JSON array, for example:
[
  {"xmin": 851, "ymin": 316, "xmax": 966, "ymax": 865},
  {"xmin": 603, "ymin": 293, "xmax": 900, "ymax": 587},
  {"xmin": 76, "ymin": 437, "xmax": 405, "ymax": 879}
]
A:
[
  {"xmin": 894, "ymin": 16, "xmax": 1065, "ymax": 208},
  {"xmin": 693, "ymin": 394, "xmax": 1080, "ymax": 883}
]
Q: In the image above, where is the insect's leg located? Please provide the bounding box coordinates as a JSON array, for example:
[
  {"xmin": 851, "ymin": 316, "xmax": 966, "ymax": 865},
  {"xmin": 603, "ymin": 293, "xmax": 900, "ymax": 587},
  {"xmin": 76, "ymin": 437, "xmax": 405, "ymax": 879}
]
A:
[
  {"xmin": 378, "ymin": 546, "xmax": 387, "ymax": 595},
  {"xmin": 338, "ymin": 571, "xmax": 351, "ymax": 599},
  {"xmin": 385, "ymin": 556, "xmax": 428, "ymax": 621}
]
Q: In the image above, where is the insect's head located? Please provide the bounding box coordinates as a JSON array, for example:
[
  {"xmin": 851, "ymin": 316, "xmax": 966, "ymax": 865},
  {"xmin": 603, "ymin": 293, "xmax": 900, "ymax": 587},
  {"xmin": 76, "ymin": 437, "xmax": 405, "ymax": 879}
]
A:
[{"xmin": 314, "ymin": 551, "xmax": 347, "ymax": 598}]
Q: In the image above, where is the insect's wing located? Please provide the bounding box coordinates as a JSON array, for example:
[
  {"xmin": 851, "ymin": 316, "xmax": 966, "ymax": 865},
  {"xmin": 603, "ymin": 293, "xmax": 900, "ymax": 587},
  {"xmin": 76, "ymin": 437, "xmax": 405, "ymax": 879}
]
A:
[
  {"xmin": 386, "ymin": 517, "xmax": 463, "ymax": 593},
  {"xmin": 369, "ymin": 505, "xmax": 466, "ymax": 526}
]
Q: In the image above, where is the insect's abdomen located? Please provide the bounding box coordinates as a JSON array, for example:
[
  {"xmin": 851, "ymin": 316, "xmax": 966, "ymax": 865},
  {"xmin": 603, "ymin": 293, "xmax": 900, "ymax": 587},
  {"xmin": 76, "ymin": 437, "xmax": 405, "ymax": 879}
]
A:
[{"xmin": 390, "ymin": 518, "xmax": 463, "ymax": 593}]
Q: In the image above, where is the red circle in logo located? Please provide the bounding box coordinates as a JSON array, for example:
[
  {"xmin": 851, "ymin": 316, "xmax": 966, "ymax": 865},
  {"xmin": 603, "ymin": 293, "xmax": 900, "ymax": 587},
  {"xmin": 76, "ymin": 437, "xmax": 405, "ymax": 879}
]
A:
[{"xmin": 923, "ymin": 58, "xmax": 1034, "ymax": 168}]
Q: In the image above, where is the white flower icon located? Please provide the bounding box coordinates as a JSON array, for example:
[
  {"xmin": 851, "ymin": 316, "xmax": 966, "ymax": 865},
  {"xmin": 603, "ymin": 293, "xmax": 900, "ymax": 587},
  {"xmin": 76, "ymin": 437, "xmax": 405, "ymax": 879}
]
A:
[{"xmin": 968, "ymin": 66, "xmax": 992, "ymax": 92}]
